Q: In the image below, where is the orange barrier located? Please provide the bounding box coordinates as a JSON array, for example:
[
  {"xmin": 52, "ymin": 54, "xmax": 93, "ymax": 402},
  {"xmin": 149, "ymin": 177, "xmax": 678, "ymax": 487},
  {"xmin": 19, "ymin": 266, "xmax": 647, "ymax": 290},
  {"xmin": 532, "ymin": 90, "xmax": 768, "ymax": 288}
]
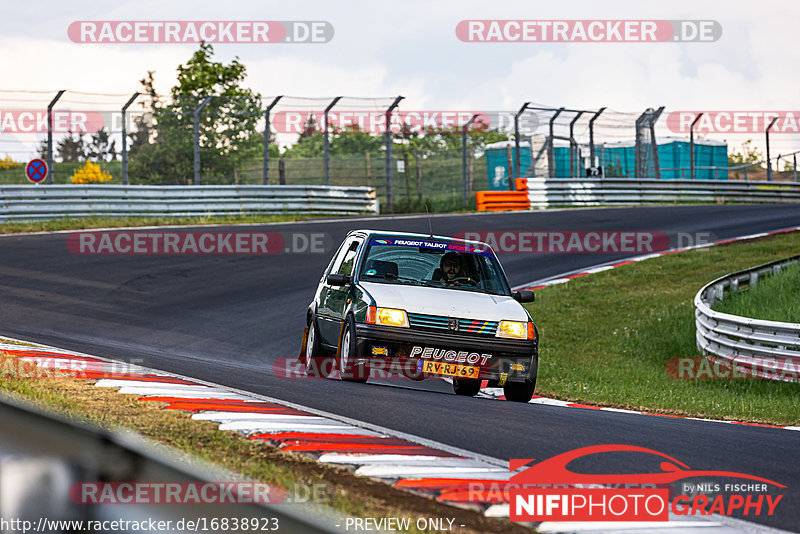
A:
[{"xmin": 475, "ymin": 190, "xmax": 530, "ymax": 211}]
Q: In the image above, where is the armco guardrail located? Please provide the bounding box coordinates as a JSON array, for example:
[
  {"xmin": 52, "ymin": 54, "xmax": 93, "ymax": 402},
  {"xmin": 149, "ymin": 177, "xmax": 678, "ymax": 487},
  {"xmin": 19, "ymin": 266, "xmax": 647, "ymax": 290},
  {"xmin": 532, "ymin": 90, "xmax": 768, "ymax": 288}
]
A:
[
  {"xmin": 694, "ymin": 255, "xmax": 800, "ymax": 381},
  {"xmin": 0, "ymin": 185, "xmax": 379, "ymax": 222},
  {"xmin": 0, "ymin": 391, "xmax": 339, "ymax": 533},
  {"xmin": 476, "ymin": 178, "xmax": 800, "ymax": 211}
]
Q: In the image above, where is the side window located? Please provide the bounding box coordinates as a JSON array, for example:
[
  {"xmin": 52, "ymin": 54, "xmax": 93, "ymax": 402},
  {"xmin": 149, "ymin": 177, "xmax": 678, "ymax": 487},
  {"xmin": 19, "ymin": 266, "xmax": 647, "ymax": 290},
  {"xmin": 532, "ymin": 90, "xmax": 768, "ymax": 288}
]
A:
[
  {"xmin": 323, "ymin": 240, "xmax": 349, "ymax": 278},
  {"xmin": 336, "ymin": 239, "xmax": 362, "ymax": 276},
  {"xmin": 329, "ymin": 238, "xmax": 361, "ymax": 277}
]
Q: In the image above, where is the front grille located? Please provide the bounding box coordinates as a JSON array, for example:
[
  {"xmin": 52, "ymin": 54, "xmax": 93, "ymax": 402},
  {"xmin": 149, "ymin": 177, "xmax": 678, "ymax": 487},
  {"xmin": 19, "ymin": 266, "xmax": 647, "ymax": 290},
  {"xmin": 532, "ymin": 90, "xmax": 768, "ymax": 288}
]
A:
[{"xmin": 407, "ymin": 312, "xmax": 498, "ymax": 336}]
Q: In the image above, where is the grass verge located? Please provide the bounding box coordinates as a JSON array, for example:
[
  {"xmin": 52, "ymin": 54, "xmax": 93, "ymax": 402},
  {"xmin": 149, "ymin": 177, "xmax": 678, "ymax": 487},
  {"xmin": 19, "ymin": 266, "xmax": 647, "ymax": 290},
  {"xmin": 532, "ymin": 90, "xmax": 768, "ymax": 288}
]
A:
[
  {"xmin": 713, "ymin": 262, "xmax": 800, "ymax": 323},
  {"xmin": 0, "ymin": 214, "xmax": 333, "ymax": 234},
  {"xmin": 526, "ymin": 231, "xmax": 800, "ymax": 426},
  {"xmin": 0, "ymin": 350, "xmax": 528, "ymax": 534}
]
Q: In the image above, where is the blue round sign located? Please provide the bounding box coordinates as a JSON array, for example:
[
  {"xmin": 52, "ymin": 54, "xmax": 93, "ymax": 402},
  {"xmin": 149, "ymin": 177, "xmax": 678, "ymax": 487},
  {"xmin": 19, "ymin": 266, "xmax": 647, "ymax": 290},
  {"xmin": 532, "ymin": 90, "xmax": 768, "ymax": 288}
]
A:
[{"xmin": 25, "ymin": 159, "xmax": 48, "ymax": 183}]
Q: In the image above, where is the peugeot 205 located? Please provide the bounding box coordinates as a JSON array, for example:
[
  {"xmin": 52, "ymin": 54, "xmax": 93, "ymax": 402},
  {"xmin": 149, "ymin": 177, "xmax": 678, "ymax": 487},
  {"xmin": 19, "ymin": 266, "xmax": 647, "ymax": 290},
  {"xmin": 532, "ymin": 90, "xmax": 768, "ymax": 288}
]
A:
[{"xmin": 299, "ymin": 230, "xmax": 538, "ymax": 402}]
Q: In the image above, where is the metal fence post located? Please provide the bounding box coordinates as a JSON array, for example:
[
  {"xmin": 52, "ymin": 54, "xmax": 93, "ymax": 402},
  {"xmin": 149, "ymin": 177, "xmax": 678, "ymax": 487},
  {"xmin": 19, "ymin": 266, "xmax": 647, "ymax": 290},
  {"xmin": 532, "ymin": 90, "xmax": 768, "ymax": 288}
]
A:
[
  {"xmin": 323, "ymin": 96, "xmax": 342, "ymax": 186},
  {"xmin": 650, "ymin": 107, "xmax": 664, "ymax": 180},
  {"xmin": 690, "ymin": 113, "xmax": 703, "ymax": 180},
  {"xmin": 588, "ymin": 107, "xmax": 606, "ymax": 171},
  {"xmin": 121, "ymin": 92, "xmax": 140, "ymax": 186},
  {"xmin": 384, "ymin": 96, "xmax": 404, "ymax": 213},
  {"xmin": 568, "ymin": 111, "xmax": 584, "ymax": 177},
  {"xmin": 193, "ymin": 96, "xmax": 213, "ymax": 185},
  {"xmin": 46, "ymin": 90, "xmax": 65, "ymax": 184},
  {"xmin": 263, "ymin": 96, "xmax": 283, "ymax": 185},
  {"xmin": 794, "ymin": 153, "xmax": 798, "ymax": 182},
  {"xmin": 548, "ymin": 108, "xmax": 564, "ymax": 178},
  {"xmin": 514, "ymin": 102, "xmax": 530, "ymax": 181},
  {"xmin": 462, "ymin": 114, "xmax": 478, "ymax": 207},
  {"xmin": 766, "ymin": 116, "xmax": 779, "ymax": 182}
]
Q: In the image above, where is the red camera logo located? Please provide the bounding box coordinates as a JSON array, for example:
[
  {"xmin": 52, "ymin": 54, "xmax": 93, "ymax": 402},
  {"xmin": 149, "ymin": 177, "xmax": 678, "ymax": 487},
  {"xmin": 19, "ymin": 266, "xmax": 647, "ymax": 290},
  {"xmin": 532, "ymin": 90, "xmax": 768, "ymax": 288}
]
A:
[{"xmin": 509, "ymin": 445, "xmax": 784, "ymax": 522}]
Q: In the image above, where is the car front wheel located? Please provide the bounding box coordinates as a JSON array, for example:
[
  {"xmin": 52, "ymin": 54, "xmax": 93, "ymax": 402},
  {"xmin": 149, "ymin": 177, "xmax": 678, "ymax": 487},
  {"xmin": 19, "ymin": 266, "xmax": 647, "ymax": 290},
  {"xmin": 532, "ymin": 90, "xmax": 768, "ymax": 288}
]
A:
[
  {"xmin": 338, "ymin": 316, "xmax": 368, "ymax": 383},
  {"xmin": 304, "ymin": 317, "xmax": 335, "ymax": 378}
]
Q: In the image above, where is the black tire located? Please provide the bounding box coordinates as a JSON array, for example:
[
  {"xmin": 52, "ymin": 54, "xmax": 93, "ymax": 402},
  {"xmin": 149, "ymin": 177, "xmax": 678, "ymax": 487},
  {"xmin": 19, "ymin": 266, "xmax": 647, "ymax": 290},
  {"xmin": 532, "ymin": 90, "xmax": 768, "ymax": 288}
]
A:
[
  {"xmin": 303, "ymin": 316, "xmax": 335, "ymax": 378},
  {"xmin": 452, "ymin": 377, "xmax": 482, "ymax": 397},
  {"xmin": 338, "ymin": 316, "xmax": 368, "ymax": 383},
  {"xmin": 503, "ymin": 378, "xmax": 536, "ymax": 402}
]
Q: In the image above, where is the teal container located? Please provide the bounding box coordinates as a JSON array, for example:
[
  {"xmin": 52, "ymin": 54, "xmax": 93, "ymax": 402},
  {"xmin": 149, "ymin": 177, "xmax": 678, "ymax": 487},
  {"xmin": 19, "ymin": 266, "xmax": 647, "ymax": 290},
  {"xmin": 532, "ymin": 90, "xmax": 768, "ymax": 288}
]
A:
[
  {"xmin": 484, "ymin": 143, "xmax": 531, "ymax": 190},
  {"xmin": 484, "ymin": 138, "xmax": 728, "ymax": 182}
]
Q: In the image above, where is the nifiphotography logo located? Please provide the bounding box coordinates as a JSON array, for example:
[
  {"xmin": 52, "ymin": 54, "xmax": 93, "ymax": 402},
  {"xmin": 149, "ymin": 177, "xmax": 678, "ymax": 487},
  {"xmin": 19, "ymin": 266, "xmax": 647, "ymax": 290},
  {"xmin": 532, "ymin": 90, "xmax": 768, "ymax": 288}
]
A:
[{"xmin": 509, "ymin": 444, "xmax": 785, "ymax": 522}]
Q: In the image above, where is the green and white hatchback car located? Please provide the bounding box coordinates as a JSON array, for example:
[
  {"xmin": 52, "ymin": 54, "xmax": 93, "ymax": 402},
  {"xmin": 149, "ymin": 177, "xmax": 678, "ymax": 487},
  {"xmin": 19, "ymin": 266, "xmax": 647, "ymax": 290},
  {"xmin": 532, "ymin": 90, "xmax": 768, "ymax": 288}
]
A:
[{"xmin": 299, "ymin": 230, "xmax": 538, "ymax": 402}]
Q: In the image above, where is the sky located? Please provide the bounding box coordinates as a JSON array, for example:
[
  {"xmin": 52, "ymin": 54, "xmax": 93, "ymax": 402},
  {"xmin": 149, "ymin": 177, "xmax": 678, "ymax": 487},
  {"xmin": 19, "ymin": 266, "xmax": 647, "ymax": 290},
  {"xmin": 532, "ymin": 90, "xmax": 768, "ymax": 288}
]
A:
[{"xmin": 1, "ymin": 0, "xmax": 799, "ymax": 163}]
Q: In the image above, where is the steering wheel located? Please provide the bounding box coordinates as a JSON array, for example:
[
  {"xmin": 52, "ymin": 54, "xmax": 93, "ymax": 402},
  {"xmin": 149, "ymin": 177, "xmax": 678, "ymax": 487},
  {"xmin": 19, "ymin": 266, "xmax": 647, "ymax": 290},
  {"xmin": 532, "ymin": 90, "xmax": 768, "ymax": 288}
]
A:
[{"xmin": 448, "ymin": 276, "xmax": 478, "ymax": 286}]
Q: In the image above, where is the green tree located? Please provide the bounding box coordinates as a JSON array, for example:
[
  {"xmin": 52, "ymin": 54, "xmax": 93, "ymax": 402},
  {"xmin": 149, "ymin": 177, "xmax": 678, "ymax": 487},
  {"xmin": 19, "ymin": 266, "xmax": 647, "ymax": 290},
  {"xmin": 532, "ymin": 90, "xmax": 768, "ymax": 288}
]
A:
[
  {"xmin": 131, "ymin": 44, "xmax": 263, "ymax": 184},
  {"xmin": 282, "ymin": 126, "xmax": 383, "ymax": 158},
  {"xmin": 56, "ymin": 131, "xmax": 86, "ymax": 162},
  {"xmin": 128, "ymin": 71, "xmax": 159, "ymax": 159},
  {"xmin": 36, "ymin": 138, "xmax": 48, "ymax": 160},
  {"xmin": 87, "ymin": 128, "xmax": 117, "ymax": 161},
  {"xmin": 728, "ymin": 139, "xmax": 762, "ymax": 167}
]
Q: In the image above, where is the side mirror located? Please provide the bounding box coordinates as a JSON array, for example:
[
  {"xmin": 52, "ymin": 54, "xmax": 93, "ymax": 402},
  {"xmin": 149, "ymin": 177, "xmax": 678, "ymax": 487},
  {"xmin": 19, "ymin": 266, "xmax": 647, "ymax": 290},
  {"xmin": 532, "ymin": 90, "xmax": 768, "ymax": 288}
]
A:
[
  {"xmin": 513, "ymin": 290, "xmax": 535, "ymax": 303},
  {"xmin": 327, "ymin": 273, "xmax": 351, "ymax": 286}
]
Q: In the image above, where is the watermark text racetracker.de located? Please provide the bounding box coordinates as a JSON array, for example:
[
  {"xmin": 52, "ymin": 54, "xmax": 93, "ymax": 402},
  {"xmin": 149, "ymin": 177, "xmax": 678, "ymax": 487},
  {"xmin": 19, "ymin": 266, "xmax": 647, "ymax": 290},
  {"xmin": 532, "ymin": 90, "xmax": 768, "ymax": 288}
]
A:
[
  {"xmin": 455, "ymin": 231, "xmax": 714, "ymax": 254},
  {"xmin": 457, "ymin": 20, "xmax": 721, "ymax": 42},
  {"xmin": 68, "ymin": 21, "xmax": 333, "ymax": 43},
  {"xmin": 666, "ymin": 357, "xmax": 800, "ymax": 381},
  {"xmin": 67, "ymin": 231, "xmax": 332, "ymax": 255},
  {"xmin": 667, "ymin": 111, "xmax": 800, "ymax": 134},
  {"xmin": 0, "ymin": 110, "xmax": 105, "ymax": 134},
  {"xmin": 272, "ymin": 110, "xmax": 538, "ymax": 135}
]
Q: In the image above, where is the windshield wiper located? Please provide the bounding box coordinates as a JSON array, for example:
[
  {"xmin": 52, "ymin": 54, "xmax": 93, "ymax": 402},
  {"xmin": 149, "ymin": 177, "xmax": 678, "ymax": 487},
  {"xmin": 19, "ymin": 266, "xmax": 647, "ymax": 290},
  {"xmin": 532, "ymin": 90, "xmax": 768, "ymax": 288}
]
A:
[{"xmin": 362, "ymin": 273, "xmax": 437, "ymax": 287}]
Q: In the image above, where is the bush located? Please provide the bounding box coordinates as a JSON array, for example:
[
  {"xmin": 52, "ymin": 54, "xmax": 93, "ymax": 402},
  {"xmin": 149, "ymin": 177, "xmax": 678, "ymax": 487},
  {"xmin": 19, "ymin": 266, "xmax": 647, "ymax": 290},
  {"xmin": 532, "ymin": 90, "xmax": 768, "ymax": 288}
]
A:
[
  {"xmin": 0, "ymin": 156, "xmax": 22, "ymax": 170},
  {"xmin": 70, "ymin": 161, "xmax": 113, "ymax": 184}
]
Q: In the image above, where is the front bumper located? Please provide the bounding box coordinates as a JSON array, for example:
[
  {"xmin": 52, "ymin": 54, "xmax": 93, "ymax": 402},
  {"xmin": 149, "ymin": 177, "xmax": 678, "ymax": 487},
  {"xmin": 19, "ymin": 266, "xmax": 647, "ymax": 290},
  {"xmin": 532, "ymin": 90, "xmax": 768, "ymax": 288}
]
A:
[{"xmin": 354, "ymin": 323, "xmax": 537, "ymax": 383}]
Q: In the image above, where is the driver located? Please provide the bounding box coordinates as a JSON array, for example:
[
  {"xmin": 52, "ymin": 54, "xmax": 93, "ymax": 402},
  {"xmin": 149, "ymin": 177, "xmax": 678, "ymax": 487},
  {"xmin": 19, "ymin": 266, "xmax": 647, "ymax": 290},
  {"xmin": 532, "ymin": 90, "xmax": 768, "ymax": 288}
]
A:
[{"xmin": 434, "ymin": 251, "xmax": 464, "ymax": 285}]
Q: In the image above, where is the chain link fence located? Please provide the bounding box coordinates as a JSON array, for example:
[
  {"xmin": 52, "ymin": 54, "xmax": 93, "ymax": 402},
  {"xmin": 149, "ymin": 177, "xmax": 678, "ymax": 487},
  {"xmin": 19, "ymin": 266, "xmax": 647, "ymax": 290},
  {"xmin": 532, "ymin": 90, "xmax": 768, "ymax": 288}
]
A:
[{"xmin": 2, "ymin": 90, "xmax": 800, "ymax": 213}]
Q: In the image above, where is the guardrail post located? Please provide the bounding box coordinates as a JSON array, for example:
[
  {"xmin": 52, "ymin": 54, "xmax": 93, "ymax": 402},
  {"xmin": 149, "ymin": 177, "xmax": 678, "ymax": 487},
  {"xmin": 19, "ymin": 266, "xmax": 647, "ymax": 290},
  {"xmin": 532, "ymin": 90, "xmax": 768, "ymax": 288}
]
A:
[
  {"xmin": 121, "ymin": 92, "xmax": 140, "ymax": 186},
  {"xmin": 384, "ymin": 96, "xmax": 404, "ymax": 213},
  {"xmin": 263, "ymin": 96, "xmax": 282, "ymax": 185},
  {"xmin": 193, "ymin": 96, "xmax": 213, "ymax": 185},
  {"xmin": 46, "ymin": 90, "xmax": 66, "ymax": 184},
  {"xmin": 323, "ymin": 96, "xmax": 342, "ymax": 186},
  {"xmin": 462, "ymin": 114, "xmax": 478, "ymax": 207}
]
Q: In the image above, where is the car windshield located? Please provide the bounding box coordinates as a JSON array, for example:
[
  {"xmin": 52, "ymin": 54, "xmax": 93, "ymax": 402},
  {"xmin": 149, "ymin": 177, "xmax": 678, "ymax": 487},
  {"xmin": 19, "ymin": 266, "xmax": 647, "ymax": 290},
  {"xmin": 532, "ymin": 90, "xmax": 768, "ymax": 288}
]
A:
[{"xmin": 358, "ymin": 237, "xmax": 512, "ymax": 296}]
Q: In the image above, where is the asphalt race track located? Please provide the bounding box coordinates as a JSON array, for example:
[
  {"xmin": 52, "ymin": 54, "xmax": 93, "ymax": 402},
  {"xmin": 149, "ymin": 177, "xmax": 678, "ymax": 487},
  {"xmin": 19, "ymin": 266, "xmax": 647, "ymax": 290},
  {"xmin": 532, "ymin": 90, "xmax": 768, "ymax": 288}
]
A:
[{"xmin": 1, "ymin": 204, "xmax": 799, "ymax": 531}]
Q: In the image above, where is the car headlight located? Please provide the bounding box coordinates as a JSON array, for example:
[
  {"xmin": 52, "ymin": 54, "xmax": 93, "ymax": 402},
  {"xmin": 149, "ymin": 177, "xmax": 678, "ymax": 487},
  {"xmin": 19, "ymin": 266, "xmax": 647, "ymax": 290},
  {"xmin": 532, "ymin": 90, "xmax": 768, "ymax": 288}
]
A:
[
  {"xmin": 371, "ymin": 307, "xmax": 409, "ymax": 328},
  {"xmin": 497, "ymin": 320, "xmax": 527, "ymax": 339}
]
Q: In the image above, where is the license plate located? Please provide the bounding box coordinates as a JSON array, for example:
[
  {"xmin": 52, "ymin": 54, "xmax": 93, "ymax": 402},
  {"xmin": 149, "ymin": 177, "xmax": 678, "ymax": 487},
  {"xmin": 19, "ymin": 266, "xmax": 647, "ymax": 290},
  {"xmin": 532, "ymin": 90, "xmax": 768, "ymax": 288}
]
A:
[{"xmin": 421, "ymin": 360, "xmax": 480, "ymax": 379}]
